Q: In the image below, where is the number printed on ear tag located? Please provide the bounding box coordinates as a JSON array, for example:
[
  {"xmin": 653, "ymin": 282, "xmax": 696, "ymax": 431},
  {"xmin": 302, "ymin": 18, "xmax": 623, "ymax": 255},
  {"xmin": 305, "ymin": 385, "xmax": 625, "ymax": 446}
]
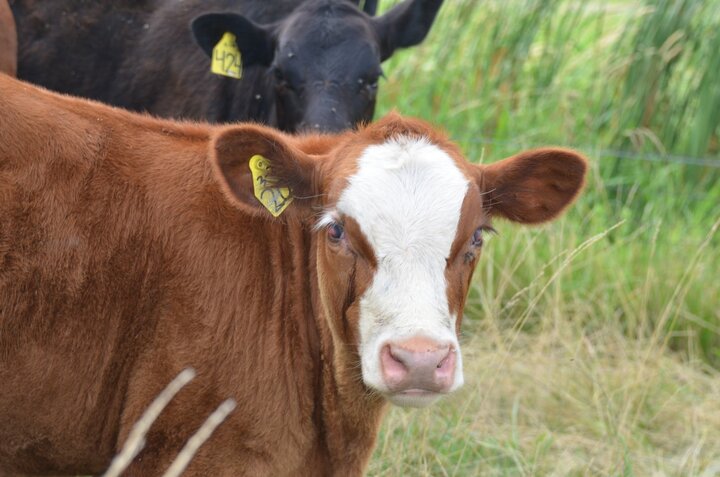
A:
[
  {"xmin": 211, "ymin": 32, "xmax": 242, "ymax": 79},
  {"xmin": 249, "ymin": 155, "xmax": 293, "ymax": 217}
]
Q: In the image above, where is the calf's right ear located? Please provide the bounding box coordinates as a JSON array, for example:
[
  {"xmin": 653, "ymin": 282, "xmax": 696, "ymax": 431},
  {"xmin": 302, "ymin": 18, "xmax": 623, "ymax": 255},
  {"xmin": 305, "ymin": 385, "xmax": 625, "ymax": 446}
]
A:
[
  {"xmin": 211, "ymin": 126, "xmax": 321, "ymax": 219},
  {"xmin": 191, "ymin": 13, "xmax": 276, "ymax": 67}
]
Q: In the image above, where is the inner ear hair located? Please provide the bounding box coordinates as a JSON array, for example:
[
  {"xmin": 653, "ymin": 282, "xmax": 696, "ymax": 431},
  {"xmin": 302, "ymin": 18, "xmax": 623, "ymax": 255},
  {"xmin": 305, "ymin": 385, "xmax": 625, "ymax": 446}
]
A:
[
  {"xmin": 191, "ymin": 13, "xmax": 276, "ymax": 66},
  {"xmin": 211, "ymin": 126, "xmax": 320, "ymax": 217}
]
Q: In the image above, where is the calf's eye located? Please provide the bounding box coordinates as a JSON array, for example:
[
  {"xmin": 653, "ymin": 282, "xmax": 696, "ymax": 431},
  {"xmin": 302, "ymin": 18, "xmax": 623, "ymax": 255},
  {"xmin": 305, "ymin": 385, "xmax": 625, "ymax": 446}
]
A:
[
  {"xmin": 472, "ymin": 228, "xmax": 483, "ymax": 246},
  {"xmin": 472, "ymin": 225, "xmax": 496, "ymax": 247},
  {"xmin": 328, "ymin": 222, "xmax": 345, "ymax": 242}
]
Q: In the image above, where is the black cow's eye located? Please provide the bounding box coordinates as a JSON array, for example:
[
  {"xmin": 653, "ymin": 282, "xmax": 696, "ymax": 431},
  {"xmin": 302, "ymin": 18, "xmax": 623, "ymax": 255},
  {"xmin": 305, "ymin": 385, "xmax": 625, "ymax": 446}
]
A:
[
  {"xmin": 273, "ymin": 68, "xmax": 300, "ymax": 93},
  {"xmin": 327, "ymin": 222, "xmax": 345, "ymax": 242},
  {"xmin": 358, "ymin": 76, "xmax": 380, "ymax": 92},
  {"xmin": 363, "ymin": 77, "xmax": 379, "ymax": 91}
]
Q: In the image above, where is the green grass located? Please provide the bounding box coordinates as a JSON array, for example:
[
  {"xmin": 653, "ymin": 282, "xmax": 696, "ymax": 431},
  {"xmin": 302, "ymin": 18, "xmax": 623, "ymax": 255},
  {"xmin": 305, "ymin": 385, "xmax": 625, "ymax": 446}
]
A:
[{"xmin": 369, "ymin": 0, "xmax": 720, "ymax": 474}]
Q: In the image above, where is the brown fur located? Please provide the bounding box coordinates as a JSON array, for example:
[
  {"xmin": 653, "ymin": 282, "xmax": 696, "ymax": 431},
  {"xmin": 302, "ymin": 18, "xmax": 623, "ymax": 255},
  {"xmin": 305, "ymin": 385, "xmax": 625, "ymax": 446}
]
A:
[
  {"xmin": 0, "ymin": 0, "xmax": 16, "ymax": 76},
  {"xmin": 0, "ymin": 76, "xmax": 586, "ymax": 476}
]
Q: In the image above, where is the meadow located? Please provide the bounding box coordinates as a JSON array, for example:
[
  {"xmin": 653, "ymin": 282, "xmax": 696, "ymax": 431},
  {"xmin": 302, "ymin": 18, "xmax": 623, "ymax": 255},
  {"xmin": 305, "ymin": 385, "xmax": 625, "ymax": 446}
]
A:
[{"xmin": 369, "ymin": 0, "xmax": 720, "ymax": 475}]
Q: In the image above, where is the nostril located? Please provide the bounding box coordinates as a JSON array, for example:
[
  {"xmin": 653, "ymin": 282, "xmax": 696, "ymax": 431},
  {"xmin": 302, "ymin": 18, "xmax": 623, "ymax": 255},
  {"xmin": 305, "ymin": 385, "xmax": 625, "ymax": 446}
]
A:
[
  {"xmin": 437, "ymin": 352, "xmax": 449, "ymax": 368},
  {"xmin": 388, "ymin": 346, "xmax": 406, "ymax": 366},
  {"xmin": 435, "ymin": 349, "xmax": 455, "ymax": 375},
  {"xmin": 381, "ymin": 345, "xmax": 408, "ymax": 387}
]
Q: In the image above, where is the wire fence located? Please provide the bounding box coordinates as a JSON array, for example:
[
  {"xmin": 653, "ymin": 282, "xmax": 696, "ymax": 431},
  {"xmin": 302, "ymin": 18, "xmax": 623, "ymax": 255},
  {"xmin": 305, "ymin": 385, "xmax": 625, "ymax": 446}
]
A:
[{"xmin": 464, "ymin": 136, "xmax": 720, "ymax": 168}]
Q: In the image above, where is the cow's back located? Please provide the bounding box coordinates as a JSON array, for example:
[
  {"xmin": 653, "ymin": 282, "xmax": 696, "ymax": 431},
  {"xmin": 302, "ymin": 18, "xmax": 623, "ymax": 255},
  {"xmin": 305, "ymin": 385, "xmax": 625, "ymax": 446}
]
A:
[
  {"xmin": 12, "ymin": 0, "xmax": 153, "ymax": 101},
  {"xmin": 0, "ymin": 76, "xmax": 320, "ymax": 476},
  {"xmin": 0, "ymin": 76, "xmax": 209, "ymax": 474},
  {"xmin": 0, "ymin": 0, "xmax": 16, "ymax": 76},
  {"xmin": 108, "ymin": 0, "xmax": 300, "ymax": 122},
  {"xmin": 12, "ymin": 0, "xmax": 298, "ymax": 121},
  {"xmin": 0, "ymin": 77, "xmax": 150, "ymax": 473}
]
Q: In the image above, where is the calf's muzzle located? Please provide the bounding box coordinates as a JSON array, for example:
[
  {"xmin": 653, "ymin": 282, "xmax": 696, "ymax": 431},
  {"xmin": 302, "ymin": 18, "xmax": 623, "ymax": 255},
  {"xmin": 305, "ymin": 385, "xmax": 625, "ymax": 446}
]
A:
[{"xmin": 380, "ymin": 336, "xmax": 456, "ymax": 395}]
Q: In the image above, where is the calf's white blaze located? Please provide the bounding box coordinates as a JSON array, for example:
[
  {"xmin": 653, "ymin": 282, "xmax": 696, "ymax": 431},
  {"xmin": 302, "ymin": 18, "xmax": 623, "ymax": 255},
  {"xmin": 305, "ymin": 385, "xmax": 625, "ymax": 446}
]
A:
[{"xmin": 336, "ymin": 136, "xmax": 469, "ymax": 406}]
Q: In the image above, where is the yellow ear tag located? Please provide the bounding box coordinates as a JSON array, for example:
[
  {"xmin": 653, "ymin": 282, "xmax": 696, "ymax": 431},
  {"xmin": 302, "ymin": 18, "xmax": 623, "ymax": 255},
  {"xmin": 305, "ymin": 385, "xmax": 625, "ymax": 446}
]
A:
[
  {"xmin": 211, "ymin": 32, "xmax": 242, "ymax": 79},
  {"xmin": 249, "ymin": 155, "xmax": 293, "ymax": 217}
]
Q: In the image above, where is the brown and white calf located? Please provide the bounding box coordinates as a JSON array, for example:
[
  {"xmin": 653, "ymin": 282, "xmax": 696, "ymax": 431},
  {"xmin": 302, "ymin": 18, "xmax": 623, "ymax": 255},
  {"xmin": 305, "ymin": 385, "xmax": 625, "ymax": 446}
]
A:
[{"xmin": 0, "ymin": 74, "xmax": 587, "ymax": 476}]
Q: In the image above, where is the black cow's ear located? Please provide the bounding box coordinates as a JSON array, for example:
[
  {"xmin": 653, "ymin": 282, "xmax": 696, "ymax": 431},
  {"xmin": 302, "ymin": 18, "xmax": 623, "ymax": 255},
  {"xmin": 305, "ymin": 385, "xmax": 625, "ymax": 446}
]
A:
[
  {"xmin": 362, "ymin": 0, "xmax": 379, "ymax": 16},
  {"xmin": 348, "ymin": 0, "xmax": 379, "ymax": 16},
  {"xmin": 191, "ymin": 13, "xmax": 276, "ymax": 67},
  {"xmin": 211, "ymin": 125, "xmax": 322, "ymax": 219},
  {"xmin": 371, "ymin": 0, "xmax": 444, "ymax": 61}
]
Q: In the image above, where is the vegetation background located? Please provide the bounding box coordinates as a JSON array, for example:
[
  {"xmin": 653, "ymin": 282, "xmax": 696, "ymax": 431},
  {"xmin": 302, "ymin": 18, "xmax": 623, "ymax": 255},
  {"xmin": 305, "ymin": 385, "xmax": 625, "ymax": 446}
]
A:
[{"xmin": 368, "ymin": 0, "xmax": 720, "ymax": 475}]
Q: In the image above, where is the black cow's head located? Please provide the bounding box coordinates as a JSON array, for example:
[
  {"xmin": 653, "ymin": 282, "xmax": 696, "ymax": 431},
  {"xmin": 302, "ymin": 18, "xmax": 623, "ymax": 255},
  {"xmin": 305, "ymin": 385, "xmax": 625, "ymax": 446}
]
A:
[{"xmin": 192, "ymin": 0, "xmax": 444, "ymax": 133}]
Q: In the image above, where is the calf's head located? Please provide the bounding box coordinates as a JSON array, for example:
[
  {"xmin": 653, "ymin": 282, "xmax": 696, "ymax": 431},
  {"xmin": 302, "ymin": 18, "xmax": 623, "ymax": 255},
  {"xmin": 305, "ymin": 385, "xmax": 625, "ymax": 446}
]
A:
[
  {"xmin": 192, "ymin": 0, "xmax": 444, "ymax": 133},
  {"xmin": 211, "ymin": 115, "xmax": 587, "ymax": 407}
]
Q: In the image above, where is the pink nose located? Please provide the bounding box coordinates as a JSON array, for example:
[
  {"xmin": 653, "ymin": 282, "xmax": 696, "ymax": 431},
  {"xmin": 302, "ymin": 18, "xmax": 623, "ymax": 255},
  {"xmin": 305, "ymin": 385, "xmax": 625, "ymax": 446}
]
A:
[{"xmin": 380, "ymin": 336, "xmax": 456, "ymax": 394}]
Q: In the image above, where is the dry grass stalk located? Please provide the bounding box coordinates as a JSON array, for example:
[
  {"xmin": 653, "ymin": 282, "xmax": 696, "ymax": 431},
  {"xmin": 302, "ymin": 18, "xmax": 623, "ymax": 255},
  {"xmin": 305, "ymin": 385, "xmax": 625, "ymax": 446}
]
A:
[
  {"xmin": 161, "ymin": 398, "xmax": 237, "ymax": 477},
  {"xmin": 102, "ymin": 368, "xmax": 196, "ymax": 477}
]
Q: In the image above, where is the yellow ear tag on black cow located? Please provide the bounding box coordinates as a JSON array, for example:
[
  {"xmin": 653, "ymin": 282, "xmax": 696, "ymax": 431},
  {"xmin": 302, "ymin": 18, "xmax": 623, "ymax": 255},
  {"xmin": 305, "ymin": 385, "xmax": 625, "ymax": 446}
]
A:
[
  {"xmin": 211, "ymin": 32, "xmax": 242, "ymax": 79},
  {"xmin": 249, "ymin": 155, "xmax": 293, "ymax": 217}
]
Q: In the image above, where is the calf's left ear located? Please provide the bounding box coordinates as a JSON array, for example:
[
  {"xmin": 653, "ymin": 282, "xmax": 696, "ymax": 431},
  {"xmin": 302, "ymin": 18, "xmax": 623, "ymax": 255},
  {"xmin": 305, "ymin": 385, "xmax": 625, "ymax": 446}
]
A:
[
  {"xmin": 211, "ymin": 126, "xmax": 321, "ymax": 219},
  {"xmin": 473, "ymin": 148, "xmax": 588, "ymax": 224},
  {"xmin": 372, "ymin": 0, "xmax": 444, "ymax": 61}
]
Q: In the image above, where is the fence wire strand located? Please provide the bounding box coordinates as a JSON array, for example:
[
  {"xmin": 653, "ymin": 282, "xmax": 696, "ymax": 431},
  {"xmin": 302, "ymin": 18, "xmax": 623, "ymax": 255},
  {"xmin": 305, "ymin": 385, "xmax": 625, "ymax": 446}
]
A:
[{"xmin": 465, "ymin": 137, "xmax": 720, "ymax": 168}]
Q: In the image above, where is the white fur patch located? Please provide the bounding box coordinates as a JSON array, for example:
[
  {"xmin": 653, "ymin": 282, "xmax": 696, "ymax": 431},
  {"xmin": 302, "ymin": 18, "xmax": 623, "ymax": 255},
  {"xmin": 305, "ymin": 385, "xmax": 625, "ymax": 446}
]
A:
[{"xmin": 335, "ymin": 136, "xmax": 469, "ymax": 404}]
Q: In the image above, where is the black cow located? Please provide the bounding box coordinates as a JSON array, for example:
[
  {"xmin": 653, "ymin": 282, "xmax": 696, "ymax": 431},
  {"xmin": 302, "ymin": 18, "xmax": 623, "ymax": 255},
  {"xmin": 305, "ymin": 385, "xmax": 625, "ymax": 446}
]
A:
[{"xmin": 13, "ymin": 0, "xmax": 443, "ymax": 132}]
